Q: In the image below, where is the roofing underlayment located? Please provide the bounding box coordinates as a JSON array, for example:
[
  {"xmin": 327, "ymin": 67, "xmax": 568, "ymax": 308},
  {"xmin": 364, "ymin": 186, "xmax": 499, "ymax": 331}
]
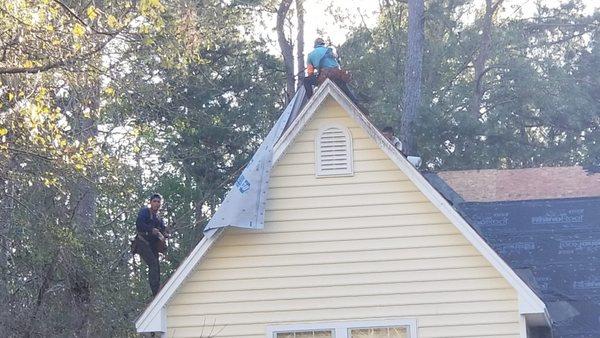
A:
[
  {"xmin": 203, "ymin": 87, "xmax": 307, "ymax": 235},
  {"xmin": 428, "ymin": 168, "xmax": 600, "ymax": 338}
]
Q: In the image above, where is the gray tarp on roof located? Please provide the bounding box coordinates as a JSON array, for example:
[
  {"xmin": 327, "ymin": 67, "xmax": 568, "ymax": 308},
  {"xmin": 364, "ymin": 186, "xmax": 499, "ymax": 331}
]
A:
[
  {"xmin": 204, "ymin": 87, "xmax": 306, "ymax": 235},
  {"xmin": 426, "ymin": 173, "xmax": 600, "ymax": 337}
]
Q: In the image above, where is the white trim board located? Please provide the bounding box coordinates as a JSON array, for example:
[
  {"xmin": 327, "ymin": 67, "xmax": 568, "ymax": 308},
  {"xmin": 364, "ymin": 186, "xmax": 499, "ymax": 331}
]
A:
[{"xmin": 136, "ymin": 79, "xmax": 550, "ymax": 334}]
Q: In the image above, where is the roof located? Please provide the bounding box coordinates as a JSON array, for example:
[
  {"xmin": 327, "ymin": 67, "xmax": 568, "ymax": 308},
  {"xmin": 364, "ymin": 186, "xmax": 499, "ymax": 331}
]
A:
[
  {"xmin": 136, "ymin": 80, "xmax": 549, "ymax": 333},
  {"xmin": 437, "ymin": 166, "xmax": 600, "ymax": 202},
  {"xmin": 429, "ymin": 168, "xmax": 600, "ymax": 337}
]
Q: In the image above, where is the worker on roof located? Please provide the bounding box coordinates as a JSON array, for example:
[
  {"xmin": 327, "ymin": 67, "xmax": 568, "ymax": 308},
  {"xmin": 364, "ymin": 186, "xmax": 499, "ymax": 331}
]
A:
[
  {"xmin": 133, "ymin": 193, "xmax": 168, "ymax": 296},
  {"xmin": 305, "ymin": 37, "xmax": 358, "ymax": 102},
  {"xmin": 382, "ymin": 126, "xmax": 404, "ymax": 153}
]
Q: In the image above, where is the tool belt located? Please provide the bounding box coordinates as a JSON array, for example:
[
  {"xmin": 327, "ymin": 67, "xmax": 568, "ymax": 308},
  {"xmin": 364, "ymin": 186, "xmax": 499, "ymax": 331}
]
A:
[
  {"xmin": 317, "ymin": 68, "xmax": 351, "ymax": 85},
  {"xmin": 130, "ymin": 231, "xmax": 167, "ymax": 255},
  {"xmin": 137, "ymin": 230, "xmax": 153, "ymax": 238}
]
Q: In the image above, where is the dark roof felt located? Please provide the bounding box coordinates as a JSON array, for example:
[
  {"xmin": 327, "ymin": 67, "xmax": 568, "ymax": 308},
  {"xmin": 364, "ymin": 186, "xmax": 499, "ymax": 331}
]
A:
[{"xmin": 427, "ymin": 168, "xmax": 600, "ymax": 337}]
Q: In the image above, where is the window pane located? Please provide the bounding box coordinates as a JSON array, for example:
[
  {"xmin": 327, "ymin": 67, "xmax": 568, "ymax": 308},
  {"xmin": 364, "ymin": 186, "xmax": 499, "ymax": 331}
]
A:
[
  {"xmin": 349, "ymin": 326, "xmax": 409, "ymax": 338},
  {"xmin": 276, "ymin": 331, "xmax": 333, "ymax": 338}
]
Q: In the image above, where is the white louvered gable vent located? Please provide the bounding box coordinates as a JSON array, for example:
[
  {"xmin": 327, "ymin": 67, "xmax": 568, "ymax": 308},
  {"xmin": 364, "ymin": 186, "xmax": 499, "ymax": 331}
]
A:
[{"xmin": 315, "ymin": 125, "xmax": 353, "ymax": 177}]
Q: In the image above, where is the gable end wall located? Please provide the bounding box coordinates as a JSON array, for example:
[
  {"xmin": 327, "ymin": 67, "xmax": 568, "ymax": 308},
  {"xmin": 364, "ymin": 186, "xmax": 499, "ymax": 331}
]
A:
[{"xmin": 165, "ymin": 97, "xmax": 521, "ymax": 338}]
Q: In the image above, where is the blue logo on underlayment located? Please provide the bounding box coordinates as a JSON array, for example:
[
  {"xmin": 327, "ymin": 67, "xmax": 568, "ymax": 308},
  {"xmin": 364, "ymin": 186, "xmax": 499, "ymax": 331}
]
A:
[
  {"xmin": 235, "ymin": 174, "xmax": 251, "ymax": 193},
  {"xmin": 497, "ymin": 242, "xmax": 535, "ymax": 255},
  {"xmin": 574, "ymin": 277, "xmax": 600, "ymax": 290},
  {"xmin": 531, "ymin": 209, "xmax": 584, "ymax": 225},
  {"xmin": 472, "ymin": 212, "xmax": 509, "ymax": 227}
]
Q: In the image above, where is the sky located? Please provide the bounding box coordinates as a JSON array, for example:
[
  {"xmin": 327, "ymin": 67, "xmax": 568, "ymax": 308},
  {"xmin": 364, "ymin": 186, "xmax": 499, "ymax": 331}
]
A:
[{"xmin": 300, "ymin": 0, "xmax": 600, "ymax": 49}]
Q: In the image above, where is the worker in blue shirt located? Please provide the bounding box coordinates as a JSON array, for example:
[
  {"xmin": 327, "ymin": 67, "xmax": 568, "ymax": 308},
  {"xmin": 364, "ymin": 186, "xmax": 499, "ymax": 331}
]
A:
[
  {"xmin": 135, "ymin": 193, "xmax": 167, "ymax": 296},
  {"xmin": 305, "ymin": 37, "xmax": 358, "ymax": 102}
]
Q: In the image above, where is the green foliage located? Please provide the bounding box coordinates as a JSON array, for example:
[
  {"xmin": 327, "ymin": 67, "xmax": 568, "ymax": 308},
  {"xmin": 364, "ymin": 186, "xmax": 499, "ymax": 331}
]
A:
[
  {"xmin": 340, "ymin": 0, "xmax": 600, "ymax": 170},
  {"xmin": 0, "ymin": 0, "xmax": 281, "ymax": 336}
]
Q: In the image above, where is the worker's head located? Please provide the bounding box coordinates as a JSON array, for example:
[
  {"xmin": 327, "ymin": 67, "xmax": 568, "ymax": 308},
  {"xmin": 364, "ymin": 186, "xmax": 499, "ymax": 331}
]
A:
[
  {"xmin": 382, "ymin": 126, "xmax": 394, "ymax": 141},
  {"xmin": 314, "ymin": 37, "xmax": 325, "ymax": 48},
  {"xmin": 149, "ymin": 193, "xmax": 162, "ymax": 212}
]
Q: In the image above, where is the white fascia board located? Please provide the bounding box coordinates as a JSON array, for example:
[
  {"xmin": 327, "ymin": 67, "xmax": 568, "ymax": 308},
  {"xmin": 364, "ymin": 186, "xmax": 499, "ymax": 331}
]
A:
[
  {"xmin": 138, "ymin": 306, "xmax": 166, "ymax": 333},
  {"xmin": 135, "ymin": 228, "xmax": 224, "ymax": 333},
  {"xmin": 273, "ymin": 80, "xmax": 549, "ymax": 325}
]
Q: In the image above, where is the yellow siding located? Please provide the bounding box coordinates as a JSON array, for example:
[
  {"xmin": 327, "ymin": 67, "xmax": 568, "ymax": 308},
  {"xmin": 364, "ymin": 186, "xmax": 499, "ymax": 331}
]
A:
[{"xmin": 166, "ymin": 97, "xmax": 520, "ymax": 338}]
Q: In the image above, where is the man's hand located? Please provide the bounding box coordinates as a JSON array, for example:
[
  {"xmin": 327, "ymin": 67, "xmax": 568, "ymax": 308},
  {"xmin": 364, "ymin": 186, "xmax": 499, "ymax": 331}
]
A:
[{"xmin": 152, "ymin": 228, "xmax": 160, "ymax": 236}]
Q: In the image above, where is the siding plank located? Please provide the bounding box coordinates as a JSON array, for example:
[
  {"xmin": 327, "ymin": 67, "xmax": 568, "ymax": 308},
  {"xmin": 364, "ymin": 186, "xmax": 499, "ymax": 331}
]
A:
[
  {"xmin": 267, "ymin": 181, "xmax": 419, "ymax": 199},
  {"xmin": 200, "ymin": 245, "xmax": 476, "ymax": 270},
  {"xmin": 288, "ymin": 138, "xmax": 377, "ymax": 154},
  {"xmin": 264, "ymin": 203, "xmax": 440, "ymax": 222},
  {"xmin": 184, "ymin": 267, "xmax": 503, "ymax": 291},
  {"xmin": 265, "ymin": 192, "xmax": 429, "ymax": 211},
  {"xmin": 271, "ymin": 159, "xmax": 400, "ymax": 177},
  {"xmin": 193, "ymin": 256, "xmax": 490, "ymax": 281},
  {"xmin": 419, "ymin": 322, "xmax": 520, "ymax": 337},
  {"xmin": 172, "ymin": 278, "xmax": 511, "ymax": 305},
  {"xmin": 278, "ymin": 149, "xmax": 398, "ymax": 168},
  {"xmin": 258, "ymin": 214, "xmax": 450, "ymax": 232},
  {"xmin": 269, "ymin": 171, "xmax": 409, "ymax": 188},
  {"xmin": 295, "ymin": 127, "xmax": 368, "ymax": 142},
  {"xmin": 167, "ymin": 289, "xmax": 516, "ymax": 316},
  {"xmin": 208, "ymin": 234, "xmax": 469, "ymax": 258},
  {"xmin": 220, "ymin": 224, "xmax": 459, "ymax": 246}
]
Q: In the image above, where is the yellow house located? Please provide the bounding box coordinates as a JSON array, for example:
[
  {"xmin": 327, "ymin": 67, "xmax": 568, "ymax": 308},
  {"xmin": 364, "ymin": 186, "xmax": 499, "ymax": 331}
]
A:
[{"xmin": 136, "ymin": 80, "xmax": 551, "ymax": 338}]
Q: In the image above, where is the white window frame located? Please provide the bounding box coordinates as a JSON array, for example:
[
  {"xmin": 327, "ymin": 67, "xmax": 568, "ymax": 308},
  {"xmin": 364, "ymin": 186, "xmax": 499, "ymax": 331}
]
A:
[
  {"xmin": 315, "ymin": 124, "xmax": 354, "ymax": 177},
  {"xmin": 267, "ymin": 319, "xmax": 418, "ymax": 338}
]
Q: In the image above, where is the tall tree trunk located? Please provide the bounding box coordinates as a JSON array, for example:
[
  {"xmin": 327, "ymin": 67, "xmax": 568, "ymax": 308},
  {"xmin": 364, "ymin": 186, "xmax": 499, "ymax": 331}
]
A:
[
  {"xmin": 296, "ymin": 0, "xmax": 305, "ymax": 85},
  {"xmin": 470, "ymin": 0, "xmax": 503, "ymax": 117},
  {"xmin": 400, "ymin": 0, "xmax": 424, "ymax": 156},
  {"xmin": 69, "ymin": 79, "xmax": 98, "ymax": 338},
  {"xmin": 69, "ymin": 4, "xmax": 104, "ymax": 329},
  {"xmin": 0, "ymin": 118, "xmax": 16, "ymax": 302},
  {"xmin": 72, "ymin": 108, "xmax": 98, "ymax": 232},
  {"xmin": 276, "ymin": 0, "xmax": 295, "ymax": 103}
]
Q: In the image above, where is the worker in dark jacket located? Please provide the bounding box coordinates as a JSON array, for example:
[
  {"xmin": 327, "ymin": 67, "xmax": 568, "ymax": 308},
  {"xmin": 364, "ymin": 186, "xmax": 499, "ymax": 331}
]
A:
[
  {"xmin": 305, "ymin": 37, "xmax": 358, "ymax": 102},
  {"xmin": 135, "ymin": 193, "xmax": 166, "ymax": 296}
]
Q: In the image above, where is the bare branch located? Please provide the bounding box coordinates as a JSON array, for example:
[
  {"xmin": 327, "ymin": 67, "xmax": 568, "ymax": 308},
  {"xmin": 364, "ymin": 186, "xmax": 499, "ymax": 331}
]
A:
[{"xmin": 0, "ymin": 37, "xmax": 112, "ymax": 75}]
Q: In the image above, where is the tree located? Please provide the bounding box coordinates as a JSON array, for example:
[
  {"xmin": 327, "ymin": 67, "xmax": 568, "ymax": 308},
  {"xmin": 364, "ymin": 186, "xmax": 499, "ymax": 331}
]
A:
[
  {"xmin": 276, "ymin": 0, "xmax": 295, "ymax": 102},
  {"xmin": 470, "ymin": 0, "xmax": 504, "ymax": 117},
  {"xmin": 0, "ymin": 0, "xmax": 280, "ymax": 335},
  {"xmin": 400, "ymin": 0, "xmax": 425, "ymax": 156},
  {"xmin": 339, "ymin": 0, "xmax": 599, "ymax": 170},
  {"xmin": 296, "ymin": 0, "xmax": 306, "ymax": 83}
]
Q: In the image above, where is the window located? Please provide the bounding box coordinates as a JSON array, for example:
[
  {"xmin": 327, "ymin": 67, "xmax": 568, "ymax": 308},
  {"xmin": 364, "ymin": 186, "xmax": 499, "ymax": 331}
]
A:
[
  {"xmin": 315, "ymin": 125, "xmax": 353, "ymax": 177},
  {"xmin": 268, "ymin": 320, "xmax": 417, "ymax": 338},
  {"xmin": 349, "ymin": 326, "xmax": 408, "ymax": 338},
  {"xmin": 276, "ymin": 331, "xmax": 333, "ymax": 338}
]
